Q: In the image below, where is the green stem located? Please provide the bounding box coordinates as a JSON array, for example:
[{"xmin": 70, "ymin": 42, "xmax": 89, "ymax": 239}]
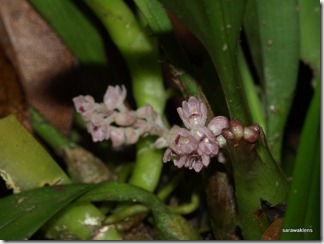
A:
[
  {"xmin": 167, "ymin": 192, "xmax": 200, "ymax": 215},
  {"xmin": 157, "ymin": 172, "xmax": 183, "ymax": 201},
  {"xmin": 129, "ymin": 137, "xmax": 163, "ymax": 191},
  {"xmin": 104, "ymin": 204, "xmax": 148, "ymax": 225},
  {"xmin": 84, "ymin": 0, "xmax": 167, "ymax": 113},
  {"xmin": 29, "ymin": 106, "xmax": 72, "ymax": 148},
  {"xmin": 84, "ymin": 0, "xmax": 167, "ymax": 192},
  {"xmin": 77, "ymin": 181, "xmax": 201, "ymax": 240}
]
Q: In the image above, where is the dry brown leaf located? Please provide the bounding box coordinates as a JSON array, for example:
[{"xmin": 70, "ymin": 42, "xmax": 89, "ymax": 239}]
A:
[
  {"xmin": 0, "ymin": 0, "xmax": 78, "ymax": 134},
  {"xmin": 0, "ymin": 45, "xmax": 29, "ymax": 128}
]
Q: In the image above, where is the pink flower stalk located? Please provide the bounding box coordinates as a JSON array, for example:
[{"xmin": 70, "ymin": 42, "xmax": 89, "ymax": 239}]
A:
[{"xmin": 73, "ymin": 85, "xmax": 168, "ymax": 147}]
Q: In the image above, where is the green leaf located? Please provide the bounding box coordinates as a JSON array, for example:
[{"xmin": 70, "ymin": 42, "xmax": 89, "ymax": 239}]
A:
[
  {"xmin": 244, "ymin": 0, "xmax": 300, "ymax": 162},
  {"xmin": 29, "ymin": 0, "xmax": 108, "ymax": 66},
  {"xmin": 0, "ymin": 115, "xmax": 70, "ymax": 192},
  {"xmin": 77, "ymin": 181, "xmax": 201, "ymax": 240},
  {"xmin": 0, "ymin": 184, "xmax": 93, "ymax": 240},
  {"xmin": 159, "ymin": 0, "xmax": 250, "ymax": 123},
  {"xmin": 298, "ymin": 0, "xmax": 320, "ymax": 81},
  {"xmin": 280, "ymin": 81, "xmax": 320, "ymax": 240},
  {"xmin": 0, "ymin": 115, "xmax": 105, "ymax": 240}
]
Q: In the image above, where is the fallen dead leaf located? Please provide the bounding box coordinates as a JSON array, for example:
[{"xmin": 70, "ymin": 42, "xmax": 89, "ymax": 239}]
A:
[
  {"xmin": 0, "ymin": 45, "xmax": 29, "ymax": 128},
  {"xmin": 0, "ymin": 0, "xmax": 78, "ymax": 134}
]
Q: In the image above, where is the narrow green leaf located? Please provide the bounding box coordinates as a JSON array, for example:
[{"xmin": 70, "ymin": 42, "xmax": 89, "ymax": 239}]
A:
[
  {"xmin": 298, "ymin": 0, "xmax": 320, "ymax": 81},
  {"xmin": 29, "ymin": 0, "xmax": 108, "ymax": 65},
  {"xmin": 77, "ymin": 181, "xmax": 201, "ymax": 240},
  {"xmin": 0, "ymin": 184, "xmax": 93, "ymax": 240},
  {"xmin": 159, "ymin": 0, "xmax": 250, "ymax": 123},
  {"xmin": 303, "ymin": 142, "xmax": 320, "ymax": 240},
  {"xmin": 244, "ymin": 0, "xmax": 300, "ymax": 162},
  {"xmin": 238, "ymin": 48, "xmax": 265, "ymax": 129},
  {"xmin": 280, "ymin": 81, "xmax": 320, "ymax": 240}
]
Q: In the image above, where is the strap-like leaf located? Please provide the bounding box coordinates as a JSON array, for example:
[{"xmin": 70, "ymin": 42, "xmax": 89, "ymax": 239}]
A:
[
  {"xmin": 280, "ymin": 82, "xmax": 320, "ymax": 240},
  {"xmin": 77, "ymin": 181, "xmax": 201, "ymax": 240},
  {"xmin": 0, "ymin": 184, "xmax": 94, "ymax": 240},
  {"xmin": 159, "ymin": 0, "xmax": 250, "ymax": 123},
  {"xmin": 244, "ymin": 0, "xmax": 299, "ymax": 162}
]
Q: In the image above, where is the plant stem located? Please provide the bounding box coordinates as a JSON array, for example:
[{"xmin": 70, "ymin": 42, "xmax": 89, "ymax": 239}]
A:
[
  {"xmin": 156, "ymin": 172, "xmax": 183, "ymax": 201},
  {"xmin": 167, "ymin": 192, "xmax": 200, "ymax": 215},
  {"xmin": 29, "ymin": 106, "xmax": 72, "ymax": 148},
  {"xmin": 104, "ymin": 204, "xmax": 148, "ymax": 225},
  {"xmin": 84, "ymin": 0, "xmax": 167, "ymax": 192}
]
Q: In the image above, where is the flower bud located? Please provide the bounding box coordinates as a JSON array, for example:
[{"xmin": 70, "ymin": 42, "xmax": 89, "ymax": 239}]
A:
[
  {"xmin": 110, "ymin": 127, "xmax": 125, "ymax": 147},
  {"xmin": 114, "ymin": 111, "xmax": 136, "ymax": 126},
  {"xmin": 216, "ymin": 135, "xmax": 227, "ymax": 148},
  {"xmin": 221, "ymin": 128, "xmax": 235, "ymax": 141},
  {"xmin": 229, "ymin": 120, "xmax": 244, "ymax": 140},
  {"xmin": 136, "ymin": 105, "xmax": 154, "ymax": 119},
  {"xmin": 124, "ymin": 127, "xmax": 139, "ymax": 145},
  {"xmin": 243, "ymin": 125, "xmax": 260, "ymax": 143}
]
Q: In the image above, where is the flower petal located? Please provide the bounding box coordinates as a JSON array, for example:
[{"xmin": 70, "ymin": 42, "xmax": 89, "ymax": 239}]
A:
[
  {"xmin": 208, "ymin": 116, "xmax": 229, "ymax": 136},
  {"xmin": 103, "ymin": 85, "xmax": 127, "ymax": 111},
  {"xmin": 73, "ymin": 95, "xmax": 96, "ymax": 120},
  {"xmin": 168, "ymin": 126, "xmax": 197, "ymax": 154},
  {"xmin": 177, "ymin": 97, "xmax": 207, "ymax": 129}
]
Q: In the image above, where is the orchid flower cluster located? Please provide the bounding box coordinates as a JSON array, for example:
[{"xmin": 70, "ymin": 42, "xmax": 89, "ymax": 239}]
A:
[
  {"xmin": 73, "ymin": 85, "xmax": 260, "ymax": 172},
  {"xmin": 163, "ymin": 97, "xmax": 261, "ymax": 172},
  {"xmin": 73, "ymin": 85, "xmax": 167, "ymax": 147}
]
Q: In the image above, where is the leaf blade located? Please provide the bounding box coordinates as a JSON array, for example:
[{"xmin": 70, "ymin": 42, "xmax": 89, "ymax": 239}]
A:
[
  {"xmin": 280, "ymin": 81, "xmax": 320, "ymax": 240},
  {"xmin": 0, "ymin": 184, "xmax": 93, "ymax": 240},
  {"xmin": 159, "ymin": 0, "xmax": 250, "ymax": 123},
  {"xmin": 244, "ymin": 0, "xmax": 300, "ymax": 162}
]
